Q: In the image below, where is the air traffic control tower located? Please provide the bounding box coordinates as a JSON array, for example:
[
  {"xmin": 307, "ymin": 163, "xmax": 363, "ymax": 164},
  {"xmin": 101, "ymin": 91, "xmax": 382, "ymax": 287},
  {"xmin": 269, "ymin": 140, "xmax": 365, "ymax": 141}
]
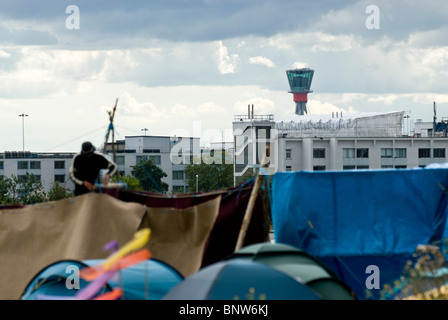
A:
[{"xmin": 286, "ymin": 68, "xmax": 314, "ymax": 115}]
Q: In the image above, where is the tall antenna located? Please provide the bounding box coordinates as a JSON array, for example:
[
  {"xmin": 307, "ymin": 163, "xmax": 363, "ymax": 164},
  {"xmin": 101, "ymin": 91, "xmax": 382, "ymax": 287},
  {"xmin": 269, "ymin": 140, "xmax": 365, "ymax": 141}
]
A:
[{"xmin": 433, "ymin": 101, "xmax": 437, "ymax": 138}]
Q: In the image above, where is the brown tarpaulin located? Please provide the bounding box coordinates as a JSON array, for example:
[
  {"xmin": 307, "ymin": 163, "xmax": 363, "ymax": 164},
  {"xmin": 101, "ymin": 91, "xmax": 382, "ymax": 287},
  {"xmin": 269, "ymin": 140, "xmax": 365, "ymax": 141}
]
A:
[
  {"xmin": 139, "ymin": 195, "xmax": 221, "ymax": 277},
  {"xmin": 0, "ymin": 180, "xmax": 268, "ymax": 300},
  {"xmin": 100, "ymin": 179, "xmax": 270, "ymax": 268},
  {"xmin": 0, "ymin": 192, "xmax": 222, "ymax": 300},
  {"xmin": 0, "ymin": 192, "xmax": 146, "ymax": 300}
]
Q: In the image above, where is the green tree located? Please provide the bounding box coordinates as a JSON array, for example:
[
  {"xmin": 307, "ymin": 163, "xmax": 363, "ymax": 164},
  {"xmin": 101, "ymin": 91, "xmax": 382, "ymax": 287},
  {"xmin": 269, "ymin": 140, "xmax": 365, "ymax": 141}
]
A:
[
  {"xmin": 47, "ymin": 181, "xmax": 74, "ymax": 201},
  {"xmin": 19, "ymin": 172, "xmax": 48, "ymax": 205},
  {"xmin": 131, "ymin": 159, "xmax": 168, "ymax": 193},
  {"xmin": 113, "ymin": 173, "xmax": 143, "ymax": 191},
  {"xmin": 5, "ymin": 175, "xmax": 21, "ymax": 204},
  {"xmin": 0, "ymin": 176, "xmax": 14, "ymax": 205},
  {"xmin": 184, "ymin": 152, "xmax": 234, "ymax": 192}
]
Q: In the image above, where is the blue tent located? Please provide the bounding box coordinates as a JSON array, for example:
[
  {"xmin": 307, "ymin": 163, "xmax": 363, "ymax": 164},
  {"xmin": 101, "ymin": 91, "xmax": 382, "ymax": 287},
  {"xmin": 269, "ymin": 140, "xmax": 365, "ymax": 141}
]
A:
[
  {"xmin": 271, "ymin": 167, "xmax": 448, "ymax": 300},
  {"xmin": 83, "ymin": 258, "xmax": 184, "ymax": 300},
  {"xmin": 21, "ymin": 258, "xmax": 183, "ymax": 300},
  {"xmin": 20, "ymin": 260, "xmax": 111, "ymax": 300}
]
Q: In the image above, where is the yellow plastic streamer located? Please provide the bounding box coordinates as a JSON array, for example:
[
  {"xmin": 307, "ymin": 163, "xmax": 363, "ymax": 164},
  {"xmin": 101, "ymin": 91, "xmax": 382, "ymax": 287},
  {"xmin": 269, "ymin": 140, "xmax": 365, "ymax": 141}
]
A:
[{"xmin": 102, "ymin": 228, "xmax": 151, "ymax": 271}]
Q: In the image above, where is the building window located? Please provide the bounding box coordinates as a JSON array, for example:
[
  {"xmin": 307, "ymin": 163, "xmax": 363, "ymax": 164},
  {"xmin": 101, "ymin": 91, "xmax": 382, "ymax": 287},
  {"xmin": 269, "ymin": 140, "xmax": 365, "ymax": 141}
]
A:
[
  {"xmin": 434, "ymin": 148, "xmax": 446, "ymax": 158},
  {"xmin": 356, "ymin": 148, "xmax": 369, "ymax": 158},
  {"xmin": 381, "ymin": 165, "xmax": 394, "ymax": 169},
  {"xmin": 148, "ymin": 155, "xmax": 161, "ymax": 165},
  {"xmin": 0, "ymin": 161, "xmax": 3, "ymax": 170},
  {"xmin": 136, "ymin": 155, "xmax": 148, "ymax": 164},
  {"xmin": 285, "ymin": 149, "xmax": 292, "ymax": 159},
  {"xmin": 55, "ymin": 161, "xmax": 65, "ymax": 169},
  {"xmin": 30, "ymin": 161, "xmax": 41, "ymax": 170},
  {"xmin": 173, "ymin": 171, "xmax": 184, "ymax": 180},
  {"xmin": 18, "ymin": 161, "xmax": 28, "ymax": 170},
  {"xmin": 54, "ymin": 175, "xmax": 65, "ymax": 183},
  {"xmin": 357, "ymin": 165, "xmax": 369, "ymax": 169},
  {"xmin": 395, "ymin": 165, "xmax": 407, "ymax": 169},
  {"xmin": 418, "ymin": 148, "xmax": 431, "ymax": 158},
  {"xmin": 18, "ymin": 174, "xmax": 40, "ymax": 182},
  {"xmin": 343, "ymin": 165, "xmax": 355, "ymax": 170},
  {"xmin": 381, "ymin": 148, "xmax": 393, "ymax": 158},
  {"xmin": 286, "ymin": 166, "xmax": 292, "ymax": 172},
  {"xmin": 395, "ymin": 148, "xmax": 407, "ymax": 158},
  {"xmin": 313, "ymin": 148, "xmax": 325, "ymax": 159},
  {"xmin": 143, "ymin": 149, "xmax": 160, "ymax": 153},
  {"xmin": 343, "ymin": 148, "xmax": 355, "ymax": 159},
  {"xmin": 116, "ymin": 156, "xmax": 125, "ymax": 166},
  {"xmin": 313, "ymin": 166, "xmax": 326, "ymax": 171}
]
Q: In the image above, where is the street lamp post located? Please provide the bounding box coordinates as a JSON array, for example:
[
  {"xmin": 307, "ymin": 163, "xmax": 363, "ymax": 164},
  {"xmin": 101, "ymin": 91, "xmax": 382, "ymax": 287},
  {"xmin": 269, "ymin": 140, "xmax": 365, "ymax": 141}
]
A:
[
  {"xmin": 196, "ymin": 174, "xmax": 198, "ymax": 193},
  {"xmin": 19, "ymin": 113, "xmax": 28, "ymax": 152},
  {"xmin": 142, "ymin": 128, "xmax": 148, "ymax": 136}
]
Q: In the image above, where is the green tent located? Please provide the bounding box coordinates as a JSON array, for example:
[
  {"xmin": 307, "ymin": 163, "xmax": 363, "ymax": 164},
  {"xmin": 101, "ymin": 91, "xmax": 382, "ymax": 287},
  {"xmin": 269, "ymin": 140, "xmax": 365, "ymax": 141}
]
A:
[{"xmin": 227, "ymin": 242, "xmax": 356, "ymax": 300}]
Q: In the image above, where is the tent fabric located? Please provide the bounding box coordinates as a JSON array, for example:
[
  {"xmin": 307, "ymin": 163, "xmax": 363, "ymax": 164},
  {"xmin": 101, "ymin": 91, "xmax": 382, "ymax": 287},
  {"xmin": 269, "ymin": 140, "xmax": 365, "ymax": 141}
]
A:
[
  {"xmin": 20, "ymin": 258, "xmax": 184, "ymax": 300},
  {"xmin": 163, "ymin": 259, "xmax": 322, "ymax": 300},
  {"xmin": 83, "ymin": 258, "xmax": 184, "ymax": 300},
  {"xmin": 271, "ymin": 167, "xmax": 448, "ymax": 300},
  {"xmin": 20, "ymin": 260, "xmax": 111, "ymax": 300},
  {"xmin": 0, "ymin": 192, "xmax": 146, "ymax": 300},
  {"xmin": 227, "ymin": 242, "xmax": 356, "ymax": 300},
  {"xmin": 99, "ymin": 179, "xmax": 269, "ymax": 268}
]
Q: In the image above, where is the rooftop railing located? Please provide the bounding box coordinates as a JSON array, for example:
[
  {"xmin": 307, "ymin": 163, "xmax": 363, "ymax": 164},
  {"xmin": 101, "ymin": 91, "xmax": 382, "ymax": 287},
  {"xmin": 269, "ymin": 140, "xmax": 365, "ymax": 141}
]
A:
[{"xmin": 234, "ymin": 114, "xmax": 275, "ymax": 122}]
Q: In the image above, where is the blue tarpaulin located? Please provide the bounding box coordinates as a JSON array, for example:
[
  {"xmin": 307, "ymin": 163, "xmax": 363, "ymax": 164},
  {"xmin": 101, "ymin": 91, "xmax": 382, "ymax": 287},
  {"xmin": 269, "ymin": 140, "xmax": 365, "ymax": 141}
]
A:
[{"xmin": 271, "ymin": 167, "xmax": 448, "ymax": 300}]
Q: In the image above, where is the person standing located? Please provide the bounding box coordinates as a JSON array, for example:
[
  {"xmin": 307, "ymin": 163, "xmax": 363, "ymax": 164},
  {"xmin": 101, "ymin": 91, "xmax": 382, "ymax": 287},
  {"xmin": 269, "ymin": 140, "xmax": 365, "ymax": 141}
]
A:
[{"xmin": 69, "ymin": 141, "xmax": 118, "ymax": 196}]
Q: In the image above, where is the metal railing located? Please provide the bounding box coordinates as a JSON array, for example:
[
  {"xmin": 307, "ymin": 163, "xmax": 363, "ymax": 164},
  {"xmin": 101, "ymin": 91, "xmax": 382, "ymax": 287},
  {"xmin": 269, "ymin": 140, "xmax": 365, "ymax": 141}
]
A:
[{"xmin": 234, "ymin": 114, "xmax": 274, "ymax": 122}]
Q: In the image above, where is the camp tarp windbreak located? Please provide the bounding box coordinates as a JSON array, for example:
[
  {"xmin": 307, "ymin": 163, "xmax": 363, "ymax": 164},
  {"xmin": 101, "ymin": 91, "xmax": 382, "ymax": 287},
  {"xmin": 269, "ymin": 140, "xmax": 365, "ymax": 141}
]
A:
[
  {"xmin": 0, "ymin": 192, "xmax": 222, "ymax": 300},
  {"xmin": 0, "ymin": 192, "xmax": 146, "ymax": 300},
  {"xmin": 99, "ymin": 179, "xmax": 270, "ymax": 268},
  {"xmin": 139, "ymin": 195, "xmax": 222, "ymax": 277},
  {"xmin": 271, "ymin": 167, "xmax": 448, "ymax": 300}
]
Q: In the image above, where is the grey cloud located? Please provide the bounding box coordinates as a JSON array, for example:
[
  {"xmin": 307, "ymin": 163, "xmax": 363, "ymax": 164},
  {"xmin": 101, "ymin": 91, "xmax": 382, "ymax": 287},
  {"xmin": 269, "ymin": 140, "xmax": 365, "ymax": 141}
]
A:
[{"xmin": 0, "ymin": 0, "xmax": 354, "ymax": 47}]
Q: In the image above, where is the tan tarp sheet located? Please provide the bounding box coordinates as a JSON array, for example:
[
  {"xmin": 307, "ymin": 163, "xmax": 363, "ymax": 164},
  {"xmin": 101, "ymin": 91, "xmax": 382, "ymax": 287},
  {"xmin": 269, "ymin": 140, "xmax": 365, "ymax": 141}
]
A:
[
  {"xmin": 0, "ymin": 192, "xmax": 221, "ymax": 300},
  {"xmin": 0, "ymin": 192, "xmax": 146, "ymax": 300},
  {"xmin": 139, "ymin": 195, "xmax": 221, "ymax": 278}
]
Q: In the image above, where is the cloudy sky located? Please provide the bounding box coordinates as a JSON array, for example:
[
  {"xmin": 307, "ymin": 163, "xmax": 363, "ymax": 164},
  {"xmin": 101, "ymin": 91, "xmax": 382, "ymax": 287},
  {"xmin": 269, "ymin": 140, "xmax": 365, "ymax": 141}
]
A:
[{"xmin": 0, "ymin": 0, "xmax": 447, "ymax": 152}]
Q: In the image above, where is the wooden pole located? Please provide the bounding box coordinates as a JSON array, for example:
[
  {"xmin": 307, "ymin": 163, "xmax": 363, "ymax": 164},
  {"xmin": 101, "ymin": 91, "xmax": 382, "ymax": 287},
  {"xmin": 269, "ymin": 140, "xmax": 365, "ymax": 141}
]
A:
[{"xmin": 234, "ymin": 145, "xmax": 270, "ymax": 252}]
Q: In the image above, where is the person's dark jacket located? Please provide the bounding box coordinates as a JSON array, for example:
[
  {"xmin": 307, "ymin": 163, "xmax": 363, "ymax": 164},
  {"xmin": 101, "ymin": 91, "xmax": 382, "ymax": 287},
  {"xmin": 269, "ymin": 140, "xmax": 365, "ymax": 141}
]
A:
[{"xmin": 69, "ymin": 151, "xmax": 117, "ymax": 196}]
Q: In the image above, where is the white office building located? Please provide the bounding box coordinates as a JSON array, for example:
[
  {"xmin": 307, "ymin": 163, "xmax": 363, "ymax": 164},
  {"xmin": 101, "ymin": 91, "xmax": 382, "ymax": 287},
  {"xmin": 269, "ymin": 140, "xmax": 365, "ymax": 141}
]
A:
[
  {"xmin": 0, "ymin": 151, "xmax": 76, "ymax": 193},
  {"xmin": 233, "ymin": 110, "xmax": 448, "ymax": 180},
  {"xmin": 105, "ymin": 135, "xmax": 200, "ymax": 194},
  {"xmin": 0, "ymin": 135, "xmax": 200, "ymax": 195}
]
